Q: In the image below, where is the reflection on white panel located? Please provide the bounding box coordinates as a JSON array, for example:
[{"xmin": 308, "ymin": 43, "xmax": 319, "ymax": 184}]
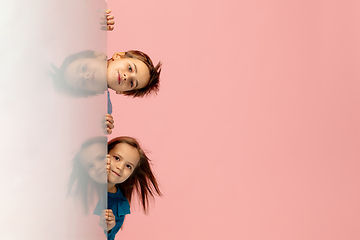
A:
[{"xmin": 0, "ymin": 0, "xmax": 108, "ymax": 239}]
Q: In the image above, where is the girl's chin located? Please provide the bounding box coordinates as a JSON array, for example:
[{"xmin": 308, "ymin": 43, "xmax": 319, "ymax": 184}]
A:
[
  {"xmin": 95, "ymin": 179, "xmax": 107, "ymax": 184},
  {"xmin": 87, "ymin": 85, "xmax": 107, "ymax": 93},
  {"xmin": 108, "ymin": 176, "xmax": 119, "ymax": 184},
  {"xmin": 107, "ymin": 84, "xmax": 115, "ymax": 91}
]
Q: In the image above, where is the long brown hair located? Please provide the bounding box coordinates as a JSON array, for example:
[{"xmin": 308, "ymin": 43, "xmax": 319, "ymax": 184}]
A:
[{"xmin": 108, "ymin": 136, "xmax": 162, "ymax": 213}]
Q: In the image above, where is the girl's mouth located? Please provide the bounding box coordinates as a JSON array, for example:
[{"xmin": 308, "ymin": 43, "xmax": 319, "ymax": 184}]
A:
[
  {"xmin": 117, "ymin": 72, "xmax": 121, "ymax": 84},
  {"xmin": 112, "ymin": 170, "xmax": 120, "ymax": 177}
]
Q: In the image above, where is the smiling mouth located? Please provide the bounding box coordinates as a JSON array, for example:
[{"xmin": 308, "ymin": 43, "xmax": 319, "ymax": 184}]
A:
[
  {"xmin": 117, "ymin": 72, "xmax": 121, "ymax": 84},
  {"xmin": 112, "ymin": 170, "xmax": 120, "ymax": 177}
]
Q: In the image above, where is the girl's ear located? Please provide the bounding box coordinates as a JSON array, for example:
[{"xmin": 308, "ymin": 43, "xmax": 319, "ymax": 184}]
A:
[
  {"xmin": 94, "ymin": 51, "xmax": 107, "ymax": 60},
  {"xmin": 112, "ymin": 52, "xmax": 126, "ymax": 59}
]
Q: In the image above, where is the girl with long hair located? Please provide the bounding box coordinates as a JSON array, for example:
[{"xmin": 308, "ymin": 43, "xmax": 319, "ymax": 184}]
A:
[{"xmin": 94, "ymin": 136, "xmax": 162, "ymax": 239}]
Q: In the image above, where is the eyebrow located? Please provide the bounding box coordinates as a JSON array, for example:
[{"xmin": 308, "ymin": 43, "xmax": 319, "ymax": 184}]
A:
[{"xmin": 133, "ymin": 63, "xmax": 138, "ymax": 73}]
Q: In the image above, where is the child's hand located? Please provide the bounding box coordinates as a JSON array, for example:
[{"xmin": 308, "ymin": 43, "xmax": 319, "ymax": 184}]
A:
[
  {"xmin": 101, "ymin": 9, "xmax": 115, "ymax": 31},
  {"xmin": 102, "ymin": 114, "xmax": 114, "ymax": 134},
  {"xmin": 99, "ymin": 209, "xmax": 116, "ymax": 231},
  {"xmin": 106, "ymin": 154, "xmax": 111, "ymax": 174},
  {"xmin": 106, "ymin": 114, "xmax": 114, "ymax": 134}
]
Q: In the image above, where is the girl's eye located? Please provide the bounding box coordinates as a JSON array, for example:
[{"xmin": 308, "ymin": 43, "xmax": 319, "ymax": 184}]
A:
[
  {"xmin": 87, "ymin": 164, "xmax": 93, "ymax": 170},
  {"xmin": 126, "ymin": 165, "xmax": 132, "ymax": 169},
  {"xmin": 130, "ymin": 80, "xmax": 134, "ymax": 88},
  {"xmin": 114, "ymin": 156, "xmax": 120, "ymax": 161},
  {"xmin": 128, "ymin": 65, "xmax": 132, "ymax": 72},
  {"xmin": 82, "ymin": 64, "xmax": 87, "ymax": 72}
]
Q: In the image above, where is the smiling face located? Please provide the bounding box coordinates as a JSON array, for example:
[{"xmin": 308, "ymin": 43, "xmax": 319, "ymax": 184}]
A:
[
  {"xmin": 107, "ymin": 52, "xmax": 151, "ymax": 93},
  {"xmin": 63, "ymin": 52, "xmax": 108, "ymax": 93},
  {"xmin": 79, "ymin": 142, "xmax": 107, "ymax": 184},
  {"xmin": 108, "ymin": 143, "xmax": 140, "ymax": 185}
]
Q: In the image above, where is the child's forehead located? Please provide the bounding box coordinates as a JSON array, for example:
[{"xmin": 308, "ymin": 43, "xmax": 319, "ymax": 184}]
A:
[
  {"xmin": 121, "ymin": 57, "xmax": 143, "ymax": 64},
  {"xmin": 69, "ymin": 57, "xmax": 99, "ymax": 67},
  {"xmin": 80, "ymin": 142, "xmax": 106, "ymax": 160},
  {"xmin": 65, "ymin": 57, "xmax": 104, "ymax": 75},
  {"xmin": 110, "ymin": 142, "xmax": 132, "ymax": 152},
  {"xmin": 110, "ymin": 143, "xmax": 140, "ymax": 160}
]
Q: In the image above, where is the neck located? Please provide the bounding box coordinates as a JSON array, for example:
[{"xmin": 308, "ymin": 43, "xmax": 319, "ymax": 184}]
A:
[{"xmin": 108, "ymin": 182, "xmax": 117, "ymax": 193}]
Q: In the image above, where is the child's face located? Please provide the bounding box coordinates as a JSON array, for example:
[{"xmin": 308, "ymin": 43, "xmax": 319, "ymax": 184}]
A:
[
  {"xmin": 64, "ymin": 53, "xmax": 108, "ymax": 93},
  {"xmin": 107, "ymin": 52, "xmax": 150, "ymax": 93},
  {"xmin": 80, "ymin": 143, "xmax": 108, "ymax": 184},
  {"xmin": 108, "ymin": 143, "xmax": 140, "ymax": 184}
]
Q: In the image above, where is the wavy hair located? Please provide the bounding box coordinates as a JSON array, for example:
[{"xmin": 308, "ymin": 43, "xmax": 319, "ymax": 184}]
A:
[{"xmin": 108, "ymin": 136, "xmax": 162, "ymax": 213}]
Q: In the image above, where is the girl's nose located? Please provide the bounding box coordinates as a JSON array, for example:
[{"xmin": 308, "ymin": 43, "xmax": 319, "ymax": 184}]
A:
[
  {"xmin": 95, "ymin": 164, "xmax": 105, "ymax": 175},
  {"xmin": 116, "ymin": 163, "xmax": 124, "ymax": 171},
  {"xmin": 123, "ymin": 73, "xmax": 127, "ymax": 81},
  {"xmin": 95, "ymin": 161, "xmax": 103, "ymax": 171}
]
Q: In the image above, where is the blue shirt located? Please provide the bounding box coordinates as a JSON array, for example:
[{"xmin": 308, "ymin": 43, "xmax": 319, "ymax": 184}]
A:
[
  {"xmin": 94, "ymin": 186, "xmax": 131, "ymax": 240},
  {"xmin": 108, "ymin": 91, "xmax": 112, "ymax": 115}
]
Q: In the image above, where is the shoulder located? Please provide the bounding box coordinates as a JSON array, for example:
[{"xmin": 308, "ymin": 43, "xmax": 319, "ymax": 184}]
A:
[{"xmin": 108, "ymin": 186, "xmax": 131, "ymax": 216}]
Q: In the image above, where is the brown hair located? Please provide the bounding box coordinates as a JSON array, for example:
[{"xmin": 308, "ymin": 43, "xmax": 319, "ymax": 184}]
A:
[
  {"xmin": 120, "ymin": 50, "xmax": 162, "ymax": 98},
  {"xmin": 108, "ymin": 136, "xmax": 162, "ymax": 213}
]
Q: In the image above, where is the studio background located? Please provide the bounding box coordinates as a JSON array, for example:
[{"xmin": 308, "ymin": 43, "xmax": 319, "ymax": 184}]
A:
[{"xmin": 108, "ymin": 0, "xmax": 360, "ymax": 240}]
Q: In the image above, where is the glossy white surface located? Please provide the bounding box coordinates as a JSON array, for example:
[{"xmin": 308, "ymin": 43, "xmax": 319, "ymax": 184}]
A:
[{"xmin": 0, "ymin": 0, "xmax": 108, "ymax": 239}]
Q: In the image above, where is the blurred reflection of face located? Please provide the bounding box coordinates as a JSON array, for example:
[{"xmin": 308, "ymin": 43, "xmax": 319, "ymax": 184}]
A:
[
  {"xmin": 80, "ymin": 143, "xmax": 107, "ymax": 184},
  {"xmin": 107, "ymin": 52, "xmax": 150, "ymax": 93},
  {"xmin": 64, "ymin": 53, "xmax": 108, "ymax": 93},
  {"xmin": 108, "ymin": 143, "xmax": 140, "ymax": 184}
]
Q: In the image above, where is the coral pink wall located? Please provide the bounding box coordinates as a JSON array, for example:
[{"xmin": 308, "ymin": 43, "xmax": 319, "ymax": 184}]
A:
[{"xmin": 108, "ymin": 0, "xmax": 360, "ymax": 239}]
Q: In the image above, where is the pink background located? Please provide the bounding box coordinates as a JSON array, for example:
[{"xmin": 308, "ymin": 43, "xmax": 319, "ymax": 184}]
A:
[{"xmin": 107, "ymin": 0, "xmax": 360, "ymax": 239}]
